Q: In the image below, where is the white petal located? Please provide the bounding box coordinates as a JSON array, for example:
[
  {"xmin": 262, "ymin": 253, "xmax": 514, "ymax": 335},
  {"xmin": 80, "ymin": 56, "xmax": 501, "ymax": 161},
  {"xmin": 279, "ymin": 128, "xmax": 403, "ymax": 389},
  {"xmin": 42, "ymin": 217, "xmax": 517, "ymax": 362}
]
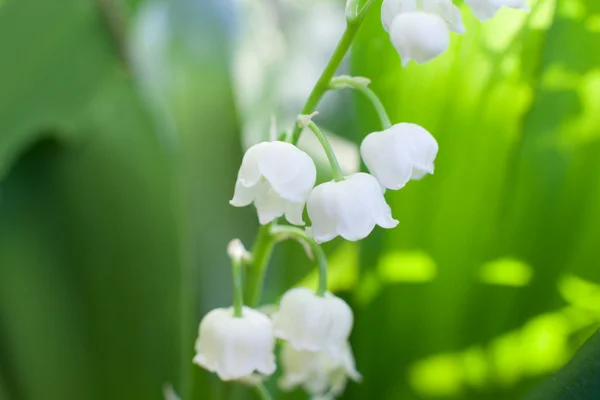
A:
[
  {"xmin": 253, "ymin": 181, "xmax": 286, "ymax": 225},
  {"xmin": 257, "ymin": 141, "xmax": 316, "ymax": 203},
  {"xmin": 381, "ymin": 0, "xmax": 418, "ymax": 32},
  {"xmin": 392, "ymin": 123, "xmax": 438, "ymax": 177},
  {"xmin": 360, "ymin": 130, "xmax": 413, "ymax": 190},
  {"xmin": 193, "ymin": 307, "xmax": 276, "ymax": 381},
  {"xmin": 422, "ymin": 0, "xmax": 465, "ymax": 33},
  {"xmin": 284, "ymin": 201, "xmax": 306, "ymax": 226},
  {"xmin": 361, "ymin": 123, "xmax": 438, "ymax": 189},
  {"xmin": 230, "ymin": 180, "xmax": 260, "ymax": 207},
  {"xmin": 350, "ymin": 173, "xmax": 399, "ymax": 230},
  {"xmin": 278, "ymin": 341, "xmax": 361, "ymax": 398},
  {"xmin": 307, "ymin": 173, "xmax": 398, "ymax": 243},
  {"xmin": 272, "ymin": 288, "xmax": 353, "ymax": 353},
  {"xmin": 233, "ymin": 143, "xmax": 267, "ymax": 189},
  {"xmin": 465, "ymin": 0, "xmax": 529, "ymax": 21},
  {"xmin": 231, "ymin": 141, "xmax": 316, "ymax": 226},
  {"xmin": 334, "ymin": 174, "xmax": 387, "ymax": 241},
  {"xmin": 390, "ymin": 12, "xmax": 450, "ymax": 67},
  {"xmin": 306, "ymin": 183, "xmax": 341, "ymax": 243}
]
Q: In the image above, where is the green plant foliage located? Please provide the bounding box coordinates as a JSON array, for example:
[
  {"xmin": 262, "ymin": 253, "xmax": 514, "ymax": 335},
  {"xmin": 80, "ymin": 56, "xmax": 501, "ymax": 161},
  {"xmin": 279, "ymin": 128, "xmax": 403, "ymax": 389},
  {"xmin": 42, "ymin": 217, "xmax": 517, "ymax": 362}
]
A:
[
  {"xmin": 0, "ymin": 0, "xmax": 247, "ymax": 400},
  {"xmin": 526, "ymin": 329, "xmax": 600, "ymax": 399}
]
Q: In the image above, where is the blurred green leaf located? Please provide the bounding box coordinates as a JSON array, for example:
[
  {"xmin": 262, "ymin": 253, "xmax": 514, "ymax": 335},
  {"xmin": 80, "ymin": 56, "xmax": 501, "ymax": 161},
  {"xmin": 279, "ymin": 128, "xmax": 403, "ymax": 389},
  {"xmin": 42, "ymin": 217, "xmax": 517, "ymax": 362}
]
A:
[{"xmin": 526, "ymin": 330, "xmax": 600, "ymax": 399}]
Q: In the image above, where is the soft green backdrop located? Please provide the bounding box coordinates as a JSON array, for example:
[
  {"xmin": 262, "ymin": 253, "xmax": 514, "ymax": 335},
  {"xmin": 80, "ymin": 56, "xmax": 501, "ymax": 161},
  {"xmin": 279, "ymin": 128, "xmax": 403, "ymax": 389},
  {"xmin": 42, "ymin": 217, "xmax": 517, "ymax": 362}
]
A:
[{"xmin": 0, "ymin": 0, "xmax": 598, "ymax": 399}]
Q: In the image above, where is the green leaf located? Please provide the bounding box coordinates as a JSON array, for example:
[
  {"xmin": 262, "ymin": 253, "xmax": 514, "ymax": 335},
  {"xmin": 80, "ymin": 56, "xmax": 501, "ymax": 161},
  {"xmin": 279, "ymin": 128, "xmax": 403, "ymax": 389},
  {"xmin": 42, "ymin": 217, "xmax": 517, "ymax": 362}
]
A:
[{"xmin": 526, "ymin": 330, "xmax": 600, "ymax": 399}]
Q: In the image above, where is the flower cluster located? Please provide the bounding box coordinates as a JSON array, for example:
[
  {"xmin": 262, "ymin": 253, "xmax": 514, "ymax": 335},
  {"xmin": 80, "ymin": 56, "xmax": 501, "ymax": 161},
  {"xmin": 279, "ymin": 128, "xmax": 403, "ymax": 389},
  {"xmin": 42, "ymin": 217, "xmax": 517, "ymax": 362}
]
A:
[
  {"xmin": 191, "ymin": 0, "xmax": 529, "ymax": 398},
  {"xmin": 194, "ymin": 283, "xmax": 360, "ymax": 398},
  {"xmin": 230, "ymin": 121, "xmax": 436, "ymax": 243},
  {"xmin": 193, "ymin": 119, "xmax": 436, "ymax": 397},
  {"xmin": 381, "ymin": 0, "xmax": 529, "ymax": 66}
]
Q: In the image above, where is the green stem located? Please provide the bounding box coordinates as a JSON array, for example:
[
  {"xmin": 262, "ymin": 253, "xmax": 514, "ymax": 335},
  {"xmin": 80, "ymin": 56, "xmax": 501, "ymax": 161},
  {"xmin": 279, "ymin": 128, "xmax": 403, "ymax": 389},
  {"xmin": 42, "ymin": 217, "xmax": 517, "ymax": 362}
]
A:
[
  {"xmin": 232, "ymin": 257, "xmax": 244, "ymax": 317},
  {"xmin": 271, "ymin": 225, "xmax": 328, "ymax": 296},
  {"xmin": 291, "ymin": 26, "xmax": 357, "ymax": 144},
  {"xmin": 244, "ymin": 224, "xmax": 276, "ymax": 307},
  {"xmin": 253, "ymin": 382, "xmax": 273, "ymax": 400},
  {"xmin": 330, "ymin": 77, "xmax": 391, "ymax": 129},
  {"xmin": 306, "ymin": 121, "xmax": 345, "ymax": 182},
  {"xmin": 290, "ymin": 0, "xmax": 376, "ymax": 144}
]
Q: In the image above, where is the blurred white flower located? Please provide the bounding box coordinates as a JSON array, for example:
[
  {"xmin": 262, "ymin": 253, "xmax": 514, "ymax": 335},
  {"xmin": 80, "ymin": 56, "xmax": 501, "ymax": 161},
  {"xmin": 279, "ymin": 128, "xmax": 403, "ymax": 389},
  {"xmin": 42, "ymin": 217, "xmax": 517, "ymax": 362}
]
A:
[
  {"xmin": 465, "ymin": 0, "xmax": 529, "ymax": 21},
  {"xmin": 227, "ymin": 238, "xmax": 250, "ymax": 262},
  {"xmin": 381, "ymin": 0, "xmax": 465, "ymax": 34},
  {"xmin": 193, "ymin": 307, "xmax": 276, "ymax": 380},
  {"xmin": 389, "ymin": 12, "xmax": 450, "ymax": 67},
  {"xmin": 272, "ymin": 288, "xmax": 353, "ymax": 354},
  {"xmin": 230, "ymin": 141, "xmax": 317, "ymax": 225},
  {"xmin": 279, "ymin": 341, "xmax": 361, "ymax": 399},
  {"xmin": 307, "ymin": 173, "xmax": 398, "ymax": 243},
  {"xmin": 360, "ymin": 123, "xmax": 438, "ymax": 190}
]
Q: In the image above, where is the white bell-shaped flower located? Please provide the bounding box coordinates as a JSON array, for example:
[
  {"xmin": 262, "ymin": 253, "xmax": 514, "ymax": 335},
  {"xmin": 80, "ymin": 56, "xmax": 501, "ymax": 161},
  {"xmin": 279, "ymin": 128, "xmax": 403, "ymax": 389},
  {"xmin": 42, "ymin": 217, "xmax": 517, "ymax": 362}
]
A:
[
  {"xmin": 230, "ymin": 141, "xmax": 317, "ymax": 226},
  {"xmin": 381, "ymin": 0, "xmax": 465, "ymax": 34},
  {"xmin": 272, "ymin": 287, "xmax": 353, "ymax": 354},
  {"xmin": 360, "ymin": 123, "xmax": 438, "ymax": 190},
  {"xmin": 193, "ymin": 307, "xmax": 276, "ymax": 380},
  {"xmin": 465, "ymin": 0, "xmax": 529, "ymax": 21},
  {"xmin": 389, "ymin": 12, "xmax": 450, "ymax": 67},
  {"xmin": 306, "ymin": 173, "xmax": 398, "ymax": 243},
  {"xmin": 279, "ymin": 341, "xmax": 361, "ymax": 399}
]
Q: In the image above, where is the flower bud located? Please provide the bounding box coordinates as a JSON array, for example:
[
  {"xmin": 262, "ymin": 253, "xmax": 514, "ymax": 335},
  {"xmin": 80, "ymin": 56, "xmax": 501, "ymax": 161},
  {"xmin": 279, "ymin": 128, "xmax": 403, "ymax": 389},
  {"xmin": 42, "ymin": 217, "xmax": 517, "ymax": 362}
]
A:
[
  {"xmin": 230, "ymin": 141, "xmax": 317, "ymax": 226},
  {"xmin": 306, "ymin": 173, "xmax": 398, "ymax": 243},
  {"xmin": 360, "ymin": 123, "xmax": 438, "ymax": 190},
  {"xmin": 389, "ymin": 12, "xmax": 450, "ymax": 67},
  {"xmin": 193, "ymin": 307, "xmax": 276, "ymax": 380},
  {"xmin": 465, "ymin": 0, "xmax": 529, "ymax": 21},
  {"xmin": 272, "ymin": 287, "xmax": 353, "ymax": 354}
]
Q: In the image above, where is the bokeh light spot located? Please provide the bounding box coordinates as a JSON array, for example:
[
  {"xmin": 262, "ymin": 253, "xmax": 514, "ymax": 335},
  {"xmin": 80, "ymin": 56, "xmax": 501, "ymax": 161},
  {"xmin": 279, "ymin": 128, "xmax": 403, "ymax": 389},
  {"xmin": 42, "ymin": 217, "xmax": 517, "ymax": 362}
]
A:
[
  {"xmin": 479, "ymin": 258, "xmax": 533, "ymax": 287},
  {"xmin": 377, "ymin": 250, "xmax": 437, "ymax": 283}
]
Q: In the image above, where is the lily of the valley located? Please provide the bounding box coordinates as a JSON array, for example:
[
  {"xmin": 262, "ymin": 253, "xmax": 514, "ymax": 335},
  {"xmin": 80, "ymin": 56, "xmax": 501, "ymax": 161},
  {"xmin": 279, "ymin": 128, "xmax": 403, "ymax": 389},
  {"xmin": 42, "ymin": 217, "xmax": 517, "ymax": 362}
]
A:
[
  {"xmin": 272, "ymin": 287, "xmax": 353, "ymax": 354},
  {"xmin": 279, "ymin": 341, "xmax": 361, "ymax": 399},
  {"xmin": 465, "ymin": 0, "xmax": 529, "ymax": 21},
  {"xmin": 230, "ymin": 141, "xmax": 317, "ymax": 225},
  {"xmin": 193, "ymin": 307, "xmax": 276, "ymax": 380},
  {"xmin": 360, "ymin": 123, "xmax": 438, "ymax": 190},
  {"xmin": 306, "ymin": 173, "xmax": 398, "ymax": 243},
  {"xmin": 381, "ymin": 0, "xmax": 465, "ymax": 34},
  {"xmin": 381, "ymin": 0, "xmax": 464, "ymax": 66}
]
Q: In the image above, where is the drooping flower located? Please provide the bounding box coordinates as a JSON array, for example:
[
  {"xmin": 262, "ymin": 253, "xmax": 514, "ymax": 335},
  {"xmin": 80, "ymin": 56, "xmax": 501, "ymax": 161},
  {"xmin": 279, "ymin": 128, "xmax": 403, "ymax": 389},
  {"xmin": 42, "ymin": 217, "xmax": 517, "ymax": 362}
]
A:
[
  {"xmin": 381, "ymin": 0, "xmax": 465, "ymax": 34},
  {"xmin": 465, "ymin": 0, "xmax": 529, "ymax": 21},
  {"xmin": 279, "ymin": 341, "xmax": 361, "ymax": 399},
  {"xmin": 306, "ymin": 173, "xmax": 398, "ymax": 243},
  {"xmin": 230, "ymin": 141, "xmax": 317, "ymax": 226},
  {"xmin": 272, "ymin": 287, "xmax": 353, "ymax": 354},
  {"xmin": 389, "ymin": 12, "xmax": 450, "ymax": 67},
  {"xmin": 193, "ymin": 307, "xmax": 276, "ymax": 380},
  {"xmin": 381, "ymin": 0, "xmax": 464, "ymax": 66},
  {"xmin": 360, "ymin": 123, "xmax": 438, "ymax": 190}
]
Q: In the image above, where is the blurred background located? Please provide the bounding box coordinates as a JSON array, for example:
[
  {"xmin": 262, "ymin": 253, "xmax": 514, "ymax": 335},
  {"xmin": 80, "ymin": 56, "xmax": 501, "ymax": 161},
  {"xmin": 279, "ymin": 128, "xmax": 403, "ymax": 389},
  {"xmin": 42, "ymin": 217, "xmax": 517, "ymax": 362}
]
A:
[{"xmin": 1, "ymin": 0, "xmax": 599, "ymax": 399}]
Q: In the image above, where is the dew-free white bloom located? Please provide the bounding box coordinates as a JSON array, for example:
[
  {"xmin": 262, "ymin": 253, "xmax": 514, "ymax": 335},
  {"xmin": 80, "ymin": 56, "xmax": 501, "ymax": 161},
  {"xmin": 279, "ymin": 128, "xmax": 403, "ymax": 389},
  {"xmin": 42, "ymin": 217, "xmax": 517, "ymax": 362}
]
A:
[
  {"xmin": 381, "ymin": 0, "xmax": 465, "ymax": 34},
  {"xmin": 360, "ymin": 123, "xmax": 438, "ymax": 190},
  {"xmin": 272, "ymin": 287, "xmax": 353, "ymax": 354},
  {"xmin": 306, "ymin": 173, "xmax": 398, "ymax": 243},
  {"xmin": 465, "ymin": 0, "xmax": 529, "ymax": 21},
  {"xmin": 389, "ymin": 12, "xmax": 450, "ymax": 67},
  {"xmin": 230, "ymin": 141, "xmax": 317, "ymax": 226},
  {"xmin": 193, "ymin": 307, "xmax": 276, "ymax": 380},
  {"xmin": 279, "ymin": 341, "xmax": 361, "ymax": 399}
]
